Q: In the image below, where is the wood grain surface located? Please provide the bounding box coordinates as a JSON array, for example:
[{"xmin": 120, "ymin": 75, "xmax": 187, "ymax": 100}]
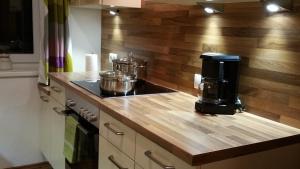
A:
[
  {"xmin": 101, "ymin": 1, "xmax": 300, "ymax": 128},
  {"xmin": 49, "ymin": 72, "xmax": 300, "ymax": 166}
]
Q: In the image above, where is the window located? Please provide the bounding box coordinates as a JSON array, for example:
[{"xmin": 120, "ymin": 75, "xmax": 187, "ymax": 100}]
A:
[{"xmin": 0, "ymin": 0, "xmax": 33, "ymax": 54}]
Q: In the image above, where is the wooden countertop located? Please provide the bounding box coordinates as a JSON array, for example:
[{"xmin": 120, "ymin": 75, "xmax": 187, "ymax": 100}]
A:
[{"xmin": 49, "ymin": 72, "xmax": 300, "ymax": 166}]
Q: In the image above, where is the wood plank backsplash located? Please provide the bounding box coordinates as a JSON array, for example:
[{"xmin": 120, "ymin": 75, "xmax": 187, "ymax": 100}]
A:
[{"xmin": 101, "ymin": 2, "xmax": 300, "ymax": 128}]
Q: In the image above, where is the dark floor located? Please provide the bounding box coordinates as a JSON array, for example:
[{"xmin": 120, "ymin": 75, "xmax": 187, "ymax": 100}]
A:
[{"xmin": 6, "ymin": 162, "xmax": 52, "ymax": 169}]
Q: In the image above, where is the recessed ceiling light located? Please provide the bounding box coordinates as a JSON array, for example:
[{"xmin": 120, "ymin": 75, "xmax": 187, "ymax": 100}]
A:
[
  {"xmin": 266, "ymin": 3, "xmax": 280, "ymax": 12},
  {"xmin": 109, "ymin": 9, "xmax": 119, "ymax": 16},
  {"xmin": 204, "ymin": 7, "xmax": 215, "ymax": 14}
]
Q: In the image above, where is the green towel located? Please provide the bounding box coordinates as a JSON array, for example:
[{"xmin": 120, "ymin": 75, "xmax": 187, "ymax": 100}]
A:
[{"xmin": 64, "ymin": 115, "xmax": 79, "ymax": 164}]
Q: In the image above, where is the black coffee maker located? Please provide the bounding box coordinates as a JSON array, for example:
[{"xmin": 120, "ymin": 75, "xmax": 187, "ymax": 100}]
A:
[{"xmin": 195, "ymin": 53, "xmax": 244, "ymax": 115}]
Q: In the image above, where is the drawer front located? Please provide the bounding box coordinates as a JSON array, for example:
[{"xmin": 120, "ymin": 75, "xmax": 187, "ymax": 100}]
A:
[
  {"xmin": 99, "ymin": 136, "xmax": 134, "ymax": 169},
  {"xmin": 100, "ymin": 111, "xmax": 136, "ymax": 159},
  {"xmin": 135, "ymin": 133, "xmax": 196, "ymax": 169},
  {"xmin": 50, "ymin": 79, "xmax": 65, "ymax": 105}
]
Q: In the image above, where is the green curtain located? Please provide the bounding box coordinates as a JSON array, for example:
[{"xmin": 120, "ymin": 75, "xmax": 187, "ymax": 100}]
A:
[{"xmin": 39, "ymin": 0, "xmax": 73, "ymax": 85}]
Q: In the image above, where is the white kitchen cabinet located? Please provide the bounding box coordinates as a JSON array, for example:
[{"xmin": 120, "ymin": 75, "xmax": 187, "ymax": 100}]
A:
[
  {"xmin": 39, "ymin": 91, "xmax": 66, "ymax": 169},
  {"xmin": 39, "ymin": 92, "xmax": 51, "ymax": 161},
  {"xmin": 99, "ymin": 111, "xmax": 136, "ymax": 159},
  {"xmin": 102, "ymin": 0, "xmax": 142, "ymax": 8},
  {"xmin": 50, "ymin": 79, "xmax": 66, "ymax": 106},
  {"xmin": 70, "ymin": 0, "xmax": 142, "ymax": 8},
  {"xmin": 99, "ymin": 136, "xmax": 135, "ymax": 169},
  {"xmin": 135, "ymin": 133, "xmax": 196, "ymax": 169},
  {"xmin": 50, "ymin": 98, "xmax": 66, "ymax": 169}
]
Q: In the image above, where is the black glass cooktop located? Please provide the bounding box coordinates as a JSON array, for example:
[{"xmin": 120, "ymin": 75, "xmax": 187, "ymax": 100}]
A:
[{"xmin": 71, "ymin": 79, "xmax": 175, "ymax": 98}]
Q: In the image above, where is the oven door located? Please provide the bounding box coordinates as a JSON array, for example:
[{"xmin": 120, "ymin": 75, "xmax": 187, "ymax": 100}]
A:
[{"xmin": 64, "ymin": 109, "xmax": 99, "ymax": 169}]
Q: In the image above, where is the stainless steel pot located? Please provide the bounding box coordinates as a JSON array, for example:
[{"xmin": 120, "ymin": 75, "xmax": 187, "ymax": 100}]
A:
[
  {"xmin": 99, "ymin": 71, "xmax": 136, "ymax": 94},
  {"xmin": 112, "ymin": 57, "xmax": 147, "ymax": 80}
]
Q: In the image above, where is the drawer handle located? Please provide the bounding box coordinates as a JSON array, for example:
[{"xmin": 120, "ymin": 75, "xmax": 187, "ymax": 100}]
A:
[
  {"xmin": 51, "ymin": 86, "xmax": 62, "ymax": 93},
  {"xmin": 40, "ymin": 96, "xmax": 49, "ymax": 102},
  {"xmin": 108, "ymin": 155, "xmax": 128, "ymax": 169},
  {"xmin": 104, "ymin": 123, "xmax": 124, "ymax": 135},
  {"xmin": 53, "ymin": 107, "xmax": 66, "ymax": 116},
  {"xmin": 145, "ymin": 151, "xmax": 175, "ymax": 169}
]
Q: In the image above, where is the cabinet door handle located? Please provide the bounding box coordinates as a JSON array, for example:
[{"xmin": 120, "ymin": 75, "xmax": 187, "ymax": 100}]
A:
[
  {"xmin": 104, "ymin": 123, "xmax": 124, "ymax": 135},
  {"xmin": 40, "ymin": 96, "xmax": 49, "ymax": 102},
  {"xmin": 144, "ymin": 151, "xmax": 175, "ymax": 169},
  {"xmin": 108, "ymin": 155, "xmax": 128, "ymax": 169},
  {"xmin": 50, "ymin": 86, "xmax": 62, "ymax": 93},
  {"xmin": 53, "ymin": 107, "xmax": 66, "ymax": 116}
]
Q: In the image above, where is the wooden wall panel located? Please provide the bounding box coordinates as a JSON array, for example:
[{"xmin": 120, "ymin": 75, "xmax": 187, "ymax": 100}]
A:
[{"xmin": 101, "ymin": 2, "xmax": 300, "ymax": 128}]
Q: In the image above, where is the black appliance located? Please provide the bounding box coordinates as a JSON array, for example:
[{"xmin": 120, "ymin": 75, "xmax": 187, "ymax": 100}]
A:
[
  {"xmin": 64, "ymin": 105, "xmax": 99, "ymax": 169},
  {"xmin": 195, "ymin": 53, "xmax": 244, "ymax": 115},
  {"xmin": 71, "ymin": 79, "xmax": 175, "ymax": 98}
]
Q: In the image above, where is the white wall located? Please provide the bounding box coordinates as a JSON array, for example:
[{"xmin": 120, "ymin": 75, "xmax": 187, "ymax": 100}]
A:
[
  {"xmin": 0, "ymin": 1, "xmax": 44, "ymax": 168},
  {"xmin": 0, "ymin": 77, "xmax": 43, "ymax": 168},
  {"xmin": 69, "ymin": 7, "xmax": 101, "ymax": 72}
]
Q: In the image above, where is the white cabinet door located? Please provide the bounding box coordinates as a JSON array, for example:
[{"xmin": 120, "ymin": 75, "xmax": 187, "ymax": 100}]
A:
[
  {"xmin": 99, "ymin": 136, "xmax": 134, "ymax": 169},
  {"xmin": 50, "ymin": 79, "xmax": 66, "ymax": 106},
  {"xmin": 102, "ymin": 0, "xmax": 142, "ymax": 8},
  {"xmin": 74, "ymin": 0, "xmax": 142, "ymax": 8},
  {"xmin": 39, "ymin": 93, "xmax": 51, "ymax": 161},
  {"xmin": 99, "ymin": 111, "xmax": 136, "ymax": 159},
  {"xmin": 135, "ymin": 133, "xmax": 196, "ymax": 169},
  {"xmin": 39, "ymin": 94, "xmax": 66, "ymax": 169},
  {"xmin": 49, "ymin": 98, "xmax": 66, "ymax": 169}
]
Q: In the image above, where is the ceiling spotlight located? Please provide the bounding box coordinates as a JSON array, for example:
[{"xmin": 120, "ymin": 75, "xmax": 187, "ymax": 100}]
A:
[
  {"xmin": 266, "ymin": 3, "xmax": 280, "ymax": 12},
  {"xmin": 197, "ymin": 2, "xmax": 224, "ymax": 14},
  {"xmin": 204, "ymin": 7, "xmax": 215, "ymax": 14},
  {"xmin": 263, "ymin": 0, "xmax": 293, "ymax": 13},
  {"xmin": 109, "ymin": 9, "xmax": 119, "ymax": 16}
]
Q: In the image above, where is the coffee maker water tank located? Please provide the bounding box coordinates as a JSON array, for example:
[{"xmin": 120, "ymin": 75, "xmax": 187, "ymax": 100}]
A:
[{"xmin": 195, "ymin": 53, "xmax": 244, "ymax": 115}]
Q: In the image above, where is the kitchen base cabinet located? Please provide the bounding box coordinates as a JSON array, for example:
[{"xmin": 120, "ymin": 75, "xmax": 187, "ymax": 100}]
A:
[
  {"xmin": 99, "ymin": 136, "xmax": 135, "ymax": 169},
  {"xmin": 99, "ymin": 111, "xmax": 136, "ymax": 159},
  {"xmin": 39, "ymin": 92, "xmax": 51, "ymax": 162},
  {"xmin": 135, "ymin": 133, "xmax": 196, "ymax": 169},
  {"xmin": 50, "ymin": 98, "xmax": 66, "ymax": 169},
  {"xmin": 39, "ymin": 94, "xmax": 66, "ymax": 169}
]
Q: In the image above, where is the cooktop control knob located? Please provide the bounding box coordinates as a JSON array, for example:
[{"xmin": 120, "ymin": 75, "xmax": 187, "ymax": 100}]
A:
[
  {"xmin": 79, "ymin": 108, "xmax": 87, "ymax": 116},
  {"xmin": 82, "ymin": 110, "xmax": 90, "ymax": 118},
  {"xmin": 88, "ymin": 114, "xmax": 97, "ymax": 122},
  {"xmin": 66, "ymin": 99, "xmax": 76, "ymax": 107}
]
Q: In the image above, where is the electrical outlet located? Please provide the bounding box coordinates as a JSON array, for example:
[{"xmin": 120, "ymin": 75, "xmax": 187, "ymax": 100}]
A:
[
  {"xmin": 109, "ymin": 53, "xmax": 118, "ymax": 63},
  {"xmin": 194, "ymin": 74, "xmax": 202, "ymax": 89}
]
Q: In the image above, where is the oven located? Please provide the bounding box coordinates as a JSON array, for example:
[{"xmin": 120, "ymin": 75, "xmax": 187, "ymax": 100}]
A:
[{"xmin": 64, "ymin": 90, "xmax": 100, "ymax": 169}]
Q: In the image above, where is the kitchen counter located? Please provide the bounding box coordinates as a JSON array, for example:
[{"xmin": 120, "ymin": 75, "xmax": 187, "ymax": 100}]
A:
[{"xmin": 49, "ymin": 72, "xmax": 300, "ymax": 166}]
